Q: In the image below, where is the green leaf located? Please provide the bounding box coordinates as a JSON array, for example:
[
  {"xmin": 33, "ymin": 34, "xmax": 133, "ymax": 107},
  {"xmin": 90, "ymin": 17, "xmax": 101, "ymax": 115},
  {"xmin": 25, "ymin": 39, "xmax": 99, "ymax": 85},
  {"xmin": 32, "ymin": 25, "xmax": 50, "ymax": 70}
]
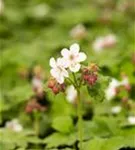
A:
[
  {"xmin": 82, "ymin": 138, "xmax": 105, "ymax": 150},
  {"xmin": 52, "ymin": 116, "xmax": 74, "ymax": 134},
  {"xmin": 102, "ymin": 136, "xmax": 125, "ymax": 150},
  {"xmin": 82, "ymin": 136, "xmax": 135, "ymax": 150},
  {"xmin": 0, "ymin": 142, "xmax": 16, "ymax": 150},
  {"xmin": 93, "ymin": 116, "xmax": 119, "ymax": 135},
  {"xmin": 43, "ymin": 132, "xmax": 77, "ymax": 148}
]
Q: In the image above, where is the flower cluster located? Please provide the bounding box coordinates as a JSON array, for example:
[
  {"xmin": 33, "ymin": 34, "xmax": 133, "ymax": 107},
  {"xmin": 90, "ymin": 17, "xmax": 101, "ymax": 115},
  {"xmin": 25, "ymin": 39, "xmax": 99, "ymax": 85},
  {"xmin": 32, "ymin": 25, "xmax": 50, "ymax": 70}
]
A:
[
  {"xmin": 105, "ymin": 76, "xmax": 130, "ymax": 100},
  {"xmin": 49, "ymin": 43, "xmax": 87, "ymax": 84},
  {"xmin": 93, "ymin": 34, "xmax": 117, "ymax": 52},
  {"xmin": 82, "ymin": 63, "xmax": 98, "ymax": 86},
  {"xmin": 48, "ymin": 43, "xmax": 87, "ymax": 96},
  {"xmin": 70, "ymin": 24, "xmax": 87, "ymax": 40}
]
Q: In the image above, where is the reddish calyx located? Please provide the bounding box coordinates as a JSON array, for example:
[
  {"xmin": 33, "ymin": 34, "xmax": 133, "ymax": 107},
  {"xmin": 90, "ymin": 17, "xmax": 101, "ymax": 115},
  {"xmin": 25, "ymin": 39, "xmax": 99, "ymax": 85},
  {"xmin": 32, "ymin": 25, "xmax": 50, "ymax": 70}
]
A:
[
  {"xmin": 48, "ymin": 78, "xmax": 65, "ymax": 95},
  {"xmin": 82, "ymin": 64, "xmax": 98, "ymax": 86}
]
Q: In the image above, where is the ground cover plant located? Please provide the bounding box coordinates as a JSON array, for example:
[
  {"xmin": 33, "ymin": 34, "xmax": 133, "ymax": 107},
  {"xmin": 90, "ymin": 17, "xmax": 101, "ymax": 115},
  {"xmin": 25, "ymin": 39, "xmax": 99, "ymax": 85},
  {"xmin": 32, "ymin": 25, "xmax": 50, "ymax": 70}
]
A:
[{"xmin": 0, "ymin": 0, "xmax": 135, "ymax": 150}]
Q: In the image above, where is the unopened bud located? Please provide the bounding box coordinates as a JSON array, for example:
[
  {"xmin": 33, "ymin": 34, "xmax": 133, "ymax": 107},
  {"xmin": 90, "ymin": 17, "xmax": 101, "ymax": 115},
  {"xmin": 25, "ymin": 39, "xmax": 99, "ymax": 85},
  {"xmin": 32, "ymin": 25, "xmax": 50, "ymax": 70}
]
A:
[
  {"xmin": 87, "ymin": 74, "xmax": 98, "ymax": 86},
  {"xmin": 48, "ymin": 78, "xmax": 66, "ymax": 94},
  {"xmin": 48, "ymin": 79, "xmax": 56, "ymax": 88},
  {"xmin": 52, "ymin": 86, "xmax": 59, "ymax": 95},
  {"xmin": 89, "ymin": 63, "xmax": 99, "ymax": 72},
  {"xmin": 82, "ymin": 67, "xmax": 98, "ymax": 86}
]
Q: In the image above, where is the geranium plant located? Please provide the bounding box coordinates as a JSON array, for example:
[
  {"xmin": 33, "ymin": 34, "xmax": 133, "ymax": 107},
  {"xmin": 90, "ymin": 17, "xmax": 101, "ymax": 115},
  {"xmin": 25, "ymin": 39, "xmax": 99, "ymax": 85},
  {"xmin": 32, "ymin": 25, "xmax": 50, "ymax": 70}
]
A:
[{"xmin": 47, "ymin": 43, "xmax": 107, "ymax": 149}]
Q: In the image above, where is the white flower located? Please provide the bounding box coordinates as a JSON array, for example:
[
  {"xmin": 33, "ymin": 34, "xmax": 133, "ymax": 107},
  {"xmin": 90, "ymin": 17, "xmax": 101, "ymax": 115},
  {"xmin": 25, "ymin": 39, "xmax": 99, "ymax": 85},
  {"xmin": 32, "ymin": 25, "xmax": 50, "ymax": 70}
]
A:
[
  {"xmin": 105, "ymin": 78, "xmax": 120, "ymax": 100},
  {"xmin": 50, "ymin": 57, "xmax": 69, "ymax": 84},
  {"xmin": 6, "ymin": 119, "xmax": 23, "ymax": 132},
  {"xmin": 66, "ymin": 85, "xmax": 77, "ymax": 103},
  {"xmin": 61, "ymin": 43, "xmax": 87, "ymax": 72},
  {"xmin": 128, "ymin": 116, "xmax": 135, "ymax": 125},
  {"xmin": 70, "ymin": 24, "xmax": 87, "ymax": 39},
  {"xmin": 93, "ymin": 34, "xmax": 117, "ymax": 52},
  {"xmin": 111, "ymin": 106, "xmax": 122, "ymax": 114},
  {"xmin": 93, "ymin": 37, "xmax": 104, "ymax": 52},
  {"xmin": 104, "ymin": 34, "xmax": 117, "ymax": 47},
  {"xmin": 30, "ymin": 4, "xmax": 49, "ymax": 18},
  {"xmin": 32, "ymin": 77, "xmax": 43, "ymax": 89},
  {"xmin": 105, "ymin": 77, "xmax": 130, "ymax": 100}
]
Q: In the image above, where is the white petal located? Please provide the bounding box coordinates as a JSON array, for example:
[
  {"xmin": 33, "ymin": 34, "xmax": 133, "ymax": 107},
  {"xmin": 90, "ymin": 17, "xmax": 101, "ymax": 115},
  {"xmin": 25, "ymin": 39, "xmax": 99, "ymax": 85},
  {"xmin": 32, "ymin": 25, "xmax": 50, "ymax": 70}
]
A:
[
  {"xmin": 61, "ymin": 48, "xmax": 70, "ymax": 58},
  {"xmin": 93, "ymin": 37, "xmax": 104, "ymax": 52},
  {"xmin": 69, "ymin": 63, "xmax": 81, "ymax": 72},
  {"xmin": 66, "ymin": 85, "xmax": 77, "ymax": 103},
  {"xmin": 62, "ymin": 58, "xmax": 70, "ymax": 68},
  {"xmin": 57, "ymin": 76, "xmax": 64, "ymax": 84},
  {"xmin": 50, "ymin": 68, "xmax": 59, "ymax": 78},
  {"xmin": 105, "ymin": 87, "xmax": 116, "ymax": 100},
  {"xmin": 128, "ymin": 116, "xmax": 135, "ymax": 125},
  {"xmin": 57, "ymin": 58, "xmax": 63, "ymax": 66},
  {"xmin": 50, "ymin": 57, "xmax": 56, "ymax": 68},
  {"xmin": 57, "ymin": 57, "xmax": 69, "ymax": 68},
  {"xmin": 111, "ymin": 106, "xmax": 121, "ymax": 114},
  {"xmin": 61, "ymin": 69, "xmax": 69, "ymax": 78},
  {"xmin": 105, "ymin": 78, "xmax": 120, "ymax": 100},
  {"xmin": 78, "ymin": 52, "xmax": 87, "ymax": 62},
  {"xmin": 70, "ymin": 43, "xmax": 80, "ymax": 54},
  {"xmin": 14, "ymin": 125, "xmax": 23, "ymax": 132}
]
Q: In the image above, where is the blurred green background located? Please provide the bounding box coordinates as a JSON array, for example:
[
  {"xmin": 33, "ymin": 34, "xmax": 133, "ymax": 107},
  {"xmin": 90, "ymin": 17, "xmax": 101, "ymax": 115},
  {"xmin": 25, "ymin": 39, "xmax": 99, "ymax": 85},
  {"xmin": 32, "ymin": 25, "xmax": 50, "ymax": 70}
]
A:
[{"xmin": 0, "ymin": 0, "xmax": 135, "ymax": 150}]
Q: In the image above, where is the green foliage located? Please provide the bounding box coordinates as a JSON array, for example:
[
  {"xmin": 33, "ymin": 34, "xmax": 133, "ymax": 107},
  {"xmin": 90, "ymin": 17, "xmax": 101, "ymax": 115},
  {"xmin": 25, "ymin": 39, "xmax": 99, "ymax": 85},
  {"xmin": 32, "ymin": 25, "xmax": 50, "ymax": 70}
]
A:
[
  {"xmin": 82, "ymin": 135, "xmax": 135, "ymax": 150},
  {"xmin": 87, "ymin": 75, "xmax": 110, "ymax": 102},
  {"xmin": 52, "ymin": 116, "xmax": 74, "ymax": 133},
  {"xmin": 43, "ymin": 132, "xmax": 77, "ymax": 148}
]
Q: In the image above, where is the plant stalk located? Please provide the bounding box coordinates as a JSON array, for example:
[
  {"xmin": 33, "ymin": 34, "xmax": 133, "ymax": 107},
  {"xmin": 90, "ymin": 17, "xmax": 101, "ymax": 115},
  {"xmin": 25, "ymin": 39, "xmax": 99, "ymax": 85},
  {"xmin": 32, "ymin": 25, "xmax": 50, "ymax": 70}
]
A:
[
  {"xmin": 34, "ymin": 110, "xmax": 39, "ymax": 136},
  {"xmin": 77, "ymin": 89, "xmax": 83, "ymax": 150}
]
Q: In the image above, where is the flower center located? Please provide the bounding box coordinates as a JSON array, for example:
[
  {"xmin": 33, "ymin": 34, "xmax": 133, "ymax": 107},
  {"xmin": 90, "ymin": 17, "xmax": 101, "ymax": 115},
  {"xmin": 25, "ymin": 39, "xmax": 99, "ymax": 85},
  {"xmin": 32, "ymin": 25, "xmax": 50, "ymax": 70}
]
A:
[
  {"xmin": 69, "ymin": 54, "xmax": 75, "ymax": 61},
  {"xmin": 58, "ymin": 66, "xmax": 63, "ymax": 72}
]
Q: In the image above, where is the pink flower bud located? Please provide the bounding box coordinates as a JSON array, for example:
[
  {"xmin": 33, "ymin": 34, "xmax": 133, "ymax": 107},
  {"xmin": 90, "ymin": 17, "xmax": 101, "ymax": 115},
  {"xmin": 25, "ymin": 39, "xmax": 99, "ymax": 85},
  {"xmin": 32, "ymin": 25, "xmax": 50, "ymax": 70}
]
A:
[
  {"xmin": 82, "ymin": 67, "xmax": 98, "ymax": 86},
  {"xmin": 52, "ymin": 86, "xmax": 60, "ymax": 95}
]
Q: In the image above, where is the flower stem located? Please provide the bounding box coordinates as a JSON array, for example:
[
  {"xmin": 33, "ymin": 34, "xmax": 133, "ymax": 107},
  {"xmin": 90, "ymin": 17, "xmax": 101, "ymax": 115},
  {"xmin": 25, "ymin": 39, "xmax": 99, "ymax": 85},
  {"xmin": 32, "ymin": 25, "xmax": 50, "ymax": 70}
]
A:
[
  {"xmin": 66, "ymin": 78, "xmax": 76, "ymax": 88},
  {"xmin": 34, "ymin": 110, "xmax": 39, "ymax": 136},
  {"xmin": 72, "ymin": 73, "xmax": 79, "ymax": 87},
  {"xmin": 77, "ymin": 89, "xmax": 83, "ymax": 150}
]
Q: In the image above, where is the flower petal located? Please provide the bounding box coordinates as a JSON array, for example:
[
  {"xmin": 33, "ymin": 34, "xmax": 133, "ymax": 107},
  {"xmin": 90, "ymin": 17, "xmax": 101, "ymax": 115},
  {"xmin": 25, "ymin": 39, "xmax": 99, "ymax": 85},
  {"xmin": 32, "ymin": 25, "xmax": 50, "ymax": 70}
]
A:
[
  {"xmin": 69, "ymin": 63, "xmax": 81, "ymax": 72},
  {"xmin": 57, "ymin": 57, "xmax": 69, "ymax": 68},
  {"xmin": 61, "ymin": 69, "xmax": 69, "ymax": 78},
  {"xmin": 50, "ymin": 57, "xmax": 56, "ymax": 68},
  {"xmin": 78, "ymin": 52, "xmax": 87, "ymax": 62},
  {"xmin": 50, "ymin": 68, "xmax": 59, "ymax": 78},
  {"xmin": 70, "ymin": 43, "xmax": 80, "ymax": 54},
  {"xmin": 61, "ymin": 48, "xmax": 70, "ymax": 58},
  {"xmin": 66, "ymin": 85, "xmax": 77, "ymax": 103},
  {"xmin": 57, "ymin": 76, "xmax": 64, "ymax": 84}
]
